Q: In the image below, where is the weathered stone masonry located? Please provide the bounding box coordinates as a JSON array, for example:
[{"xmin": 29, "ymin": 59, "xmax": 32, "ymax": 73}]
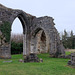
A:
[
  {"xmin": 0, "ymin": 4, "xmax": 65, "ymax": 59},
  {"xmin": 68, "ymin": 52, "xmax": 75, "ymax": 66}
]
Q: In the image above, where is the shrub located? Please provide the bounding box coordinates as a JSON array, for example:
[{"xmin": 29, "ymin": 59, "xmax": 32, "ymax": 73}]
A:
[
  {"xmin": 11, "ymin": 34, "xmax": 23, "ymax": 54},
  {"xmin": 11, "ymin": 41, "xmax": 23, "ymax": 54}
]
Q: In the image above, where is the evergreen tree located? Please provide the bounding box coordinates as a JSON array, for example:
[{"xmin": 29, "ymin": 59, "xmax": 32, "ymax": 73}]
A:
[
  {"xmin": 70, "ymin": 30, "xmax": 73, "ymax": 37},
  {"xmin": 61, "ymin": 30, "xmax": 75, "ymax": 49},
  {"xmin": 62, "ymin": 30, "xmax": 68, "ymax": 48}
]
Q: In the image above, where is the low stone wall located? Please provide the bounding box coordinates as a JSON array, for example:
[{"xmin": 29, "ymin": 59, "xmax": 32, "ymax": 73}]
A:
[{"xmin": 68, "ymin": 52, "xmax": 75, "ymax": 67}]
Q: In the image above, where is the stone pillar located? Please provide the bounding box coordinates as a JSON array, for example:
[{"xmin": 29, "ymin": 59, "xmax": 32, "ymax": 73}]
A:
[
  {"xmin": 0, "ymin": 26, "xmax": 11, "ymax": 59},
  {"xmin": 23, "ymin": 34, "xmax": 27, "ymax": 57},
  {"xmin": 30, "ymin": 43, "xmax": 34, "ymax": 53},
  {"xmin": 0, "ymin": 44, "xmax": 11, "ymax": 59},
  {"xmin": 33, "ymin": 36, "xmax": 37, "ymax": 53},
  {"xmin": 30, "ymin": 36, "xmax": 37, "ymax": 54},
  {"xmin": 30, "ymin": 36, "xmax": 35, "ymax": 53},
  {"xmin": 46, "ymin": 35, "xmax": 50, "ymax": 53}
]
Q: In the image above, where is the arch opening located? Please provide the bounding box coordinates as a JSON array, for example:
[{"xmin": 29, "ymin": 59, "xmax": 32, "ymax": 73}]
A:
[
  {"xmin": 30, "ymin": 28, "xmax": 50, "ymax": 54},
  {"xmin": 37, "ymin": 30, "xmax": 47, "ymax": 53},
  {"xmin": 11, "ymin": 17, "xmax": 23, "ymax": 55},
  {"xmin": 11, "ymin": 14, "xmax": 27, "ymax": 56}
]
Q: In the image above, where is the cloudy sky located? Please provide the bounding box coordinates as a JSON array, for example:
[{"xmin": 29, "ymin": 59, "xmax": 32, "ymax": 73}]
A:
[{"xmin": 0, "ymin": 0, "xmax": 75, "ymax": 34}]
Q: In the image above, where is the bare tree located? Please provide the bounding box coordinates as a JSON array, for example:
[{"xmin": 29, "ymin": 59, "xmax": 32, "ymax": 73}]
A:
[{"xmin": 11, "ymin": 33, "xmax": 23, "ymax": 43}]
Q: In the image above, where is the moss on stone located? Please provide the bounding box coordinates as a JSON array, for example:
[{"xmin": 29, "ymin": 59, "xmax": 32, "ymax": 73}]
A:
[{"xmin": 0, "ymin": 21, "xmax": 11, "ymax": 42}]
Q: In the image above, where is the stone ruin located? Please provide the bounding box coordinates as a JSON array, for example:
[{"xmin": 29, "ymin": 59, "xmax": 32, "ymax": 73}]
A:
[
  {"xmin": 0, "ymin": 4, "xmax": 65, "ymax": 62},
  {"xmin": 68, "ymin": 52, "xmax": 75, "ymax": 67}
]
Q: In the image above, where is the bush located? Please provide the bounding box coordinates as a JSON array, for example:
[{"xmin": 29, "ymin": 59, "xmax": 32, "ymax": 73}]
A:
[
  {"xmin": 11, "ymin": 41, "xmax": 23, "ymax": 54},
  {"xmin": 11, "ymin": 34, "xmax": 23, "ymax": 54}
]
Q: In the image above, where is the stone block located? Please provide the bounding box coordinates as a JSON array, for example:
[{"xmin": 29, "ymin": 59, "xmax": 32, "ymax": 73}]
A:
[
  {"xmin": 19, "ymin": 59, "xmax": 24, "ymax": 63},
  {"xmin": 24, "ymin": 53, "xmax": 40, "ymax": 62},
  {"xmin": 40, "ymin": 58, "xmax": 43, "ymax": 63},
  {"xmin": 68, "ymin": 60, "xmax": 71, "ymax": 65},
  {"xmin": 68, "ymin": 52, "xmax": 75, "ymax": 67},
  {"xmin": 71, "ymin": 52, "xmax": 75, "ymax": 56},
  {"xmin": 73, "ymin": 57, "xmax": 75, "ymax": 61}
]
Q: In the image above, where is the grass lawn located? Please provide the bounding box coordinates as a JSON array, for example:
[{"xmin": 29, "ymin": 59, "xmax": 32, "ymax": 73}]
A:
[
  {"xmin": 65, "ymin": 51, "xmax": 72, "ymax": 55},
  {"xmin": 0, "ymin": 53, "xmax": 75, "ymax": 75},
  {"xmin": 65, "ymin": 49, "xmax": 75, "ymax": 55}
]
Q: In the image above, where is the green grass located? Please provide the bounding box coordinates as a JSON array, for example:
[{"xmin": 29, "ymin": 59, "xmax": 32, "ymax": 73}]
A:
[
  {"xmin": 65, "ymin": 49, "xmax": 75, "ymax": 55},
  {"xmin": 0, "ymin": 53, "xmax": 75, "ymax": 75},
  {"xmin": 65, "ymin": 51, "xmax": 75, "ymax": 55},
  {"xmin": 65, "ymin": 51, "xmax": 72, "ymax": 55}
]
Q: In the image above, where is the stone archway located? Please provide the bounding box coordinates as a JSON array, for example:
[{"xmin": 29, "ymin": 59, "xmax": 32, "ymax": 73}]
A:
[
  {"xmin": 0, "ymin": 5, "xmax": 31, "ymax": 58},
  {"xmin": 11, "ymin": 17, "xmax": 23, "ymax": 54},
  {"xmin": 30, "ymin": 16, "xmax": 65, "ymax": 57},
  {"xmin": 0, "ymin": 4, "xmax": 65, "ymax": 60},
  {"xmin": 36, "ymin": 30, "xmax": 47, "ymax": 53},
  {"xmin": 10, "ymin": 13, "xmax": 28, "ymax": 58},
  {"xmin": 30, "ymin": 28, "xmax": 50, "ymax": 54}
]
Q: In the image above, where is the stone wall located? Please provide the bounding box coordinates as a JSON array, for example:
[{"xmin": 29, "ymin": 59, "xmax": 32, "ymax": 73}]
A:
[
  {"xmin": 30, "ymin": 16, "xmax": 65, "ymax": 57},
  {"xmin": 36, "ymin": 30, "xmax": 47, "ymax": 54},
  {"xmin": 68, "ymin": 52, "xmax": 75, "ymax": 67},
  {"xmin": 0, "ymin": 4, "xmax": 33, "ymax": 58},
  {"xmin": 0, "ymin": 4, "xmax": 65, "ymax": 59}
]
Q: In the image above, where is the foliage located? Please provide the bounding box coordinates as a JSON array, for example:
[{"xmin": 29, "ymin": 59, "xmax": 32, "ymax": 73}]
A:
[
  {"xmin": 60, "ymin": 30, "xmax": 75, "ymax": 49},
  {"xmin": 0, "ymin": 21, "xmax": 11, "ymax": 42},
  {"xmin": 0, "ymin": 53, "xmax": 75, "ymax": 75},
  {"xmin": 11, "ymin": 34, "xmax": 23, "ymax": 54},
  {"xmin": 11, "ymin": 41, "xmax": 23, "ymax": 54}
]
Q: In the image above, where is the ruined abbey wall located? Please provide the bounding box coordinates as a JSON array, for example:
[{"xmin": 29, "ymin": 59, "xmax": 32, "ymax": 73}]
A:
[{"xmin": 0, "ymin": 4, "xmax": 65, "ymax": 59}]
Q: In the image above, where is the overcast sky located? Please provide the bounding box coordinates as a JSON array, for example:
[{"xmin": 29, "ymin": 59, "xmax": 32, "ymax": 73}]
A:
[{"xmin": 0, "ymin": 0, "xmax": 75, "ymax": 34}]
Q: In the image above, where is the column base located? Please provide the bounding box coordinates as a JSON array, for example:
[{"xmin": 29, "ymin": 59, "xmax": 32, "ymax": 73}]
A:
[{"xmin": 24, "ymin": 53, "xmax": 40, "ymax": 62}]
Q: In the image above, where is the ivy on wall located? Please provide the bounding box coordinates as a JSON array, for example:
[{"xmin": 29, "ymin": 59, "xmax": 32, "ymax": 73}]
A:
[{"xmin": 0, "ymin": 21, "xmax": 11, "ymax": 43}]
